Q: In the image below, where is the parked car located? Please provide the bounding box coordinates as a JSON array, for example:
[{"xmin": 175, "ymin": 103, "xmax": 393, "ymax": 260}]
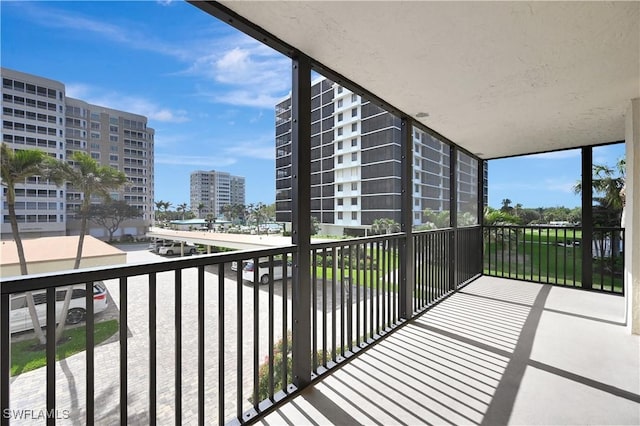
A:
[
  {"xmin": 148, "ymin": 239, "xmax": 169, "ymax": 253},
  {"xmin": 10, "ymin": 282, "xmax": 109, "ymax": 334},
  {"xmin": 242, "ymin": 258, "xmax": 292, "ymax": 284},
  {"xmin": 158, "ymin": 242, "xmax": 197, "ymax": 256}
]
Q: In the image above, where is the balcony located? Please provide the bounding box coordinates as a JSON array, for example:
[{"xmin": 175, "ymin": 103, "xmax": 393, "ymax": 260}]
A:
[
  {"xmin": 2, "ymin": 227, "xmax": 637, "ymax": 424},
  {"xmin": 2, "ymin": 1, "xmax": 639, "ymax": 424},
  {"xmin": 259, "ymin": 276, "xmax": 639, "ymax": 425}
]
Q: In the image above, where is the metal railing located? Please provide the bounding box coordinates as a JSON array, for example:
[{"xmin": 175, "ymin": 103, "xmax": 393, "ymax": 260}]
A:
[
  {"xmin": 483, "ymin": 225, "xmax": 624, "ymax": 294},
  {"xmin": 1, "ymin": 229, "xmax": 484, "ymax": 425}
]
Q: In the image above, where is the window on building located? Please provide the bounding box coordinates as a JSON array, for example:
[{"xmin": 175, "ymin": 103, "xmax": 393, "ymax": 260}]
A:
[
  {"xmin": 352, "ymin": 108, "xmax": 357, "ymax": 117},
  {"xmin": 351, "ymin": 123, "xmax": 357, "ymax": 132},
  {"xmin": 337, "ymin": 198, "xmax": 343, "ymax": 206},
  {"xmin": 91, "ymin": 152, "xmax": 100, "ymax": 159},
  {"xmin": 337, "ymin": 127, "xmax": 343, "ymax": 136},
  {"xmin": 337, "ymin": 86, "xmax": 343, "ymax": 94},
  {"xmin": 337, "ymin": 141, "xmax": 343, "ymax": 150},
  {"xmin": 337, "ymin": 113, "xmax": 343, "ymax": 122},
  {"xmin": 110, "ymin": 154, "xmax": 118, "ymax": 162},
  {"xmin": 337, "ymin": 184, "xmax": 343, "ymax": 192},
  {"xmin": 351, "ymin": 152, "xmax": 357, "ymax": 161},
  {"xmin": 351, "ymin": 94, "xmax": 357, "ymax": 102},
  {"xmin": 351, "ymin": 138, "xmax": 357, "ymax": 147},
  {"xmin": 337, "ymin": 212, "xmax": 343, "ymax": 220},
  {"xmin": 337, "ymin": 155, "xmax": 343, "ymax": 164},
  {"xmin": 337, "ymin": 99, "xmax": 343, "ymax": 108},
  {"xmin": 351, "ymin": 197, "xmax": 357, "ymax": 205},
  {"xmin": 352, "ymin": 212, "xmax": 357, "ymax": 220},
  {"xmin": 351, "ymin": 182, "xmax": 357, "ymax": 191}
]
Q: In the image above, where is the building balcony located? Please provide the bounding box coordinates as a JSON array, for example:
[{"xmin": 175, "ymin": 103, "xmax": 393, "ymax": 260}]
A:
[{"xmin": 2, "ymin": 226, "xmax": 636, "ymax": 424}]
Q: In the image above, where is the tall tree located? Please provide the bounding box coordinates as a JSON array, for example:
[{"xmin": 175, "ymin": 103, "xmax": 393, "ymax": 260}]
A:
[
  {"xmin": 177, "ymin": 202, "xmax": 188, "ymax": 220},
  {"xmin": 0, "ymin": 143, "xmax": 62, "ymax": 344},
  {"xmin": 574, "ymin": 158, "xmax": 626, "ymax": 226},
  {"xmin": 55, "ymin": 152, "xmax": 126, "ymax": 341},
  {"xmin": 500, "ymin": 198, "xmax": 512, "ymax": 213},
  {"xmin": 371, "ymin": 218, "xmax": 401, "ymax": 234},
  {"xmin": 88, "ymin": 200, "xmax": 141, "ymax": 241},
  {"xmin": 196, "ymin": 202, "xmax": 205, "ymax": 219},
  {"xmin": 154, "ymin": 199, "xmax": 165, "ymax": 222}
]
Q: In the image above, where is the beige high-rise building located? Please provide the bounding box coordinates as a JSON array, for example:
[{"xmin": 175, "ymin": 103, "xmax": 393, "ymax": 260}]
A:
[{"xmin": 1, "ymin": 67, "xmax": 154, "ymax": 240}]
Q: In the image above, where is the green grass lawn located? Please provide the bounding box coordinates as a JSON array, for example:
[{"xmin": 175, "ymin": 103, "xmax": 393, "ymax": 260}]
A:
[
  {"xmin": 11, "ymin": 319, "xmax": 119, "ymax": 376},
  {"xmin": 314, "ymin": 247, "xmax": 399, "ymax": 290},
  {"xmin": 484, "ymin": 228, "xmax": 623, "ymax": 292}
]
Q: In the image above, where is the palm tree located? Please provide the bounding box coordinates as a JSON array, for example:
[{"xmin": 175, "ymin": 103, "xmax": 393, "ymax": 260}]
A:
[
  {"xmin": 55, "ymin": 151, "xmax": 126, "ymax": 341},
  {"xmin": 574, "ymin": 158, "xmax": 626, "ymax": 226},
  {"xmin": 1, "ymin": 143, "xmax": 62, "ymax": 344},
  {"xmin": 154, "ymin": 199, "xmax": 165, "ymax": 222},
  {"xmin": 177, "ymin": 202, "xmax": 188, "ymax": 220},
  {"xmin": 196, "ymin": 202, "xmax": 205, "ymax": 218},
  {"xmin": 500, "ymin": 198, "xmax": 512, "ymax": 213}
]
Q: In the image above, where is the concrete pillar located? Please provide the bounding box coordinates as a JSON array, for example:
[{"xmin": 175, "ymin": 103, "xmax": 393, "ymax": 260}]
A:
[{"xmin": 625, "ymin": 98, "xmax": 640, "ymax": 334}]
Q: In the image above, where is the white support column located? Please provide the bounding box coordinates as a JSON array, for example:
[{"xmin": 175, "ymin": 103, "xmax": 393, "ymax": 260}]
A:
[{"xmin": 625, "ymin": 98, "xmax": 640, "ymax": 334}]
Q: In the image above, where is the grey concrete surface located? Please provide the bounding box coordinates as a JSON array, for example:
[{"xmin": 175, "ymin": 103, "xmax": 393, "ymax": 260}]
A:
[{"xmin": 259, "ymin": 276, "xmax": 640, "ymax": 426}]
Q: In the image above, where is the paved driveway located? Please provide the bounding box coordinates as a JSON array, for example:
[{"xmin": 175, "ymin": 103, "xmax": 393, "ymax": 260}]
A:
[{"xmin": 7, "ymin": 246, "xmax": 373, "ymax": 425}]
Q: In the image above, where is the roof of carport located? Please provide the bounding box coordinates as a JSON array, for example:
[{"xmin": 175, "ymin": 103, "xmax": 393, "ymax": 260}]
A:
[
  {"xmin": 147, "ymin": 228, "xmax": 332, "ymax": 251},
  {"xmin": 192, "ymin": 1, "xmax": 639, "ymax": 160}
]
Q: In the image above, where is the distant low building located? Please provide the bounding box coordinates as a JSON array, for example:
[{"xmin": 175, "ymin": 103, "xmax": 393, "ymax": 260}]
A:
[{"xmin": 0, "ymin": 235, "xmax": 126, "ymax": 278}]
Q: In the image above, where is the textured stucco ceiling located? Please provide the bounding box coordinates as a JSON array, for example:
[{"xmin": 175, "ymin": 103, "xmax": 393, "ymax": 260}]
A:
[{"xmin": 216, "ymin": 1, "xmax": 639, "ymax": 159}]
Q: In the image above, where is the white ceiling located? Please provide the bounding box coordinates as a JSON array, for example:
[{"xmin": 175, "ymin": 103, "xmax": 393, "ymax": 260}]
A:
[{"xmin": 214, "ymin": 1, "xmax": 639, "ymax": 159}]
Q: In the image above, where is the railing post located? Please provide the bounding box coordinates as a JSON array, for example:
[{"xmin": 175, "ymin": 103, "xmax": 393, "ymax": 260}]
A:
[
  {"xmin": 291, "ymin": 52, "xmax": 312, "ymax": 388},
  {"xmin": 478, "ymin": 160, "xmax": 486, "ymax": 275},
  {"xmin": 582, "ymin": 147, "xmax": 593, "ymax": 289},
  {"xmin": 450, "ymin": 146, "xmax": 458, "ymax": 289},
  {"xmin": 399, "ymin": 117, "xmax": 414, "ymax": 319},
  {"xmin": 1, "ymin": 293, "xmax": 9, "ymax": 426}
]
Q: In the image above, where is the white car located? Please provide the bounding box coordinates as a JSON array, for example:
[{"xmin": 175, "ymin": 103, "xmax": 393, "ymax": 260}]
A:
[
  {"xmin": 10, "ymin": 282, "xmax": 109, "ymax": 334},
  {"xmin": 158, "ymin": 242, "xmax": 197, "ymax": 256},
  {"xmin": 242, "ymin": 258, "xmax": 292, "ymax": 284}
]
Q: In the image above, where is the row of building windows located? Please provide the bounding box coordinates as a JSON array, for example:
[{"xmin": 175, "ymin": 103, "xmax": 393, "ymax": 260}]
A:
[
  {"xmin": 123, "ymin": 129, "xmax": 148, "ymax": 139},
  {"xmin": 336, "ymin": 212, "xmax": 358, "ymax": 220},
  {"xmin": 3, "ymin": 94, "xmax": 60, "ymax": 112},
  {"xmin": 3, "ymin": 202, "xmax": 61, "ymax": 210},
  {"xmin": 2, "ymin": 215, "xmax": 60, "ymax": 223},
  {"xmin": 3, "ymin": 134, "xmax": 58, "ymax": 149},
  {"xmin": 336, "ymin": 153, "xmax": 359, "ymax": 163},
  {"xmin": 2, "ymin": 78, "xmax": 60, "ymax": 100},
  {"xmin": 335, "ymin": 108, "xmax": 358, "ymax": 122},
  {"xmin": 336, "ymin": 123, "xmax": 358, "ymax": 136},
  {"xmin": 337, "ymin": 182, "xmax": 358, "ymax": 191},
  {"xmin": 3, "ymin": 188, "xmax": 61, "ymax": 198},
  {"xmin": 3, "ymin": 120, "xmax": 60, "ymax": 136},
  {"xmin": 4, "ymin": 107, "xmax": 59, "ymax": 124},
  {"xmin": 336, "ymin": 198, "xmax": 358, "ymax": 206}
]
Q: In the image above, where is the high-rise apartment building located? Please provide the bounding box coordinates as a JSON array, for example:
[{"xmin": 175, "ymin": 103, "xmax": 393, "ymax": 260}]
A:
[
  {"xmin": 275, "ymin": 76, "xmax": 485, "ymax": 236},
  {"xmin": 1, "ymin": 68, "xmax": 66, "ymax": 237},
  {"xmin": 1, "ymin": 68, "xmax": 154, "ymax": 239},
  {"xmin": 190, "ymin": 170, "xmax": 245, "ymax": 218}
]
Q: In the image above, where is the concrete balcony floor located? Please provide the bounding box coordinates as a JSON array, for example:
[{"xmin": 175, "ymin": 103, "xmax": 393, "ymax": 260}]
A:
[{"xmin": 260, "ymin": 276, "xmax": 640, "ymax": 425}]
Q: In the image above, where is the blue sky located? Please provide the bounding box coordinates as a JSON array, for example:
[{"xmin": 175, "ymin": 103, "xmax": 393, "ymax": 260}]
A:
[{"xmin": 1, "ymin": 1, "xmax": 625, "ymax": 210}]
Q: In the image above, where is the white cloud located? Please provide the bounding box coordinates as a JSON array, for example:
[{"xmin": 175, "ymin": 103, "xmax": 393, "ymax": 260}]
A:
[
  {"xmin": 186, "ymin": 37, "xmax": 291, "ymax": 108},
  {"xmin": 18, "ymin": 2, "xmax": 290, "ymax": 109},
  {"xmin": 66, "ymin": 83, "xmax": 189, "ymax": 124}
]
